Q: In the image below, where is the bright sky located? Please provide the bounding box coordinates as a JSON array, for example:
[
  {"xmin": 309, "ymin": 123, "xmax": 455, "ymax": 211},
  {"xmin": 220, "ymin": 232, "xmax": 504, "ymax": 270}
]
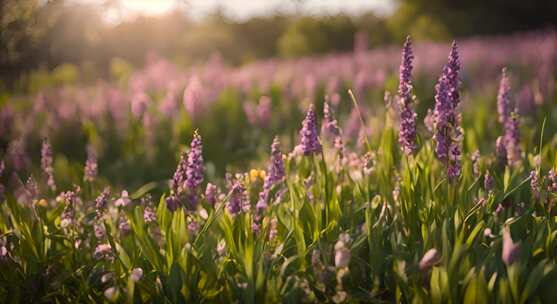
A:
[{"xmin": 93, "ymin": 0, "xmax": 395, "ymax": 22}]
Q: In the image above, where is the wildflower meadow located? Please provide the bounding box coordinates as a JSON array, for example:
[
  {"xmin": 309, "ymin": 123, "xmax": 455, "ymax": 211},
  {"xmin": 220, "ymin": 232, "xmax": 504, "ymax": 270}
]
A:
[{"xmin": 1, "ymin": 30, "xmax": 557, "ymax": 303}]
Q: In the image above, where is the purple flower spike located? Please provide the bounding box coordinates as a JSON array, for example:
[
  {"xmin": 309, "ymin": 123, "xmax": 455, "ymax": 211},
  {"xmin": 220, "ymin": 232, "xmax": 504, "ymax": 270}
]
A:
[
  {"xmin": 171, "ymin": 151, "xmax": 188, "ymax": 193},
  {"xmin": 504, "ymin": 110, "xmax": 521, "ymax": 167},
  {"xmin": 227, "ymin": 181, "xmax": 246, "ymax": 216},
  {"xmin": 433, "ymin": 41, "xmax": 462, "ymax": 181},
  {"xmin": 398, "ymin": 36, "xmax": 414, "ymax": 102},
  {"xmin": 296, "ymin": 105, "xmax": 322, "ymax": 155},
  {"xmin": 484, "ymin": 171, "xmax": 494, "ymax": 192},
  {"xmin": 41, "ymin": 138, "xmax": 56, "ymax": 191},
  {"xmin": 256, "ymin": 137, "xmax": 285, "ymax": 211},
  {"xmin": 530, "ymin": 170, "xmax": 540, "ymax": 199},
  {"xmin": 186, "ymin": 131, "xmax": 204, "ymax": 191},
  {"xmin": 267, "ymin": 137, "xmax": 285, "ymax": 185},
  {"xmin": 547, "ymin": 169, "xmax": 557, "ymax": 193},
  {"xmin": 497, "ymin": 68, "xmax": 511, "ymax": 124}
]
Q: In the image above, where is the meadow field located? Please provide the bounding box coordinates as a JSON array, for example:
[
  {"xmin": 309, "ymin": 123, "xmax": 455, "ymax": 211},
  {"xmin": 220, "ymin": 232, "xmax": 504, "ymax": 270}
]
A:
[{"xmin": 0, "ymin": 31, "xmax": 557, "ymax": 302}]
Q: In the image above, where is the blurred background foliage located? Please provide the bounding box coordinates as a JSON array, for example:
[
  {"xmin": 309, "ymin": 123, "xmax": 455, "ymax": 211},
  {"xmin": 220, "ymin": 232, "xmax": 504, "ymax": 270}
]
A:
[{"xmin": 1, "ymin": 0, "xmax": 556, "ymax": 92}]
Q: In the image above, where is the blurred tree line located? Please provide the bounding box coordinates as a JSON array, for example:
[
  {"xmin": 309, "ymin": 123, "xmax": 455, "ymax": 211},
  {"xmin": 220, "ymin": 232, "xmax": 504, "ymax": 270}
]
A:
[{"xmin": 1, "ymin": 0, "xmax": 555, "ymax": 91}]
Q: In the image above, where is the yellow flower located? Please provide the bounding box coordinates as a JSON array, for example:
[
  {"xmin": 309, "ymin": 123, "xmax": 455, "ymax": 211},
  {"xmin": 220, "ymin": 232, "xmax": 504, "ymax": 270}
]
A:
[
  {"xmin": 35, "ymin": 199, "xmax": 48, "ymax": 207},
  {"xmin": 249, "ymin": 169, "xmax": 260, "ymax": 183},
  {"xmin": 259, "ymin": 170, "xmax": 266, "ymax": 180}
]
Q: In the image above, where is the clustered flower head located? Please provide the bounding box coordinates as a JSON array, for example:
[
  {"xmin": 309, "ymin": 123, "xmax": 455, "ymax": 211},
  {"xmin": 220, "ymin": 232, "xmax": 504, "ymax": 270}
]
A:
[
  {"xmin": 497, "ymin": 68, "xmax": 511, "ymax": 124},
  {"xmin": 227, "ymin": 179, "xmax": 247, "ymax": 216},
  {"xmin": 397, "ymin": 36, "xmax": 418, "ymax": 155},
  {"xmin": 433, "ymin": 41, "xmax": 462, "ymax": 182},
  {"xmin": 484, "ymin": 170, "xmax": 494, "ymax": 192},
  {"xmin": 185, "ymin": 131, "xmax": 204, "ymax": 197},
  {"xmin": 296, "ymin": 105, "xmax": 322, "ymax": 155},
  {"xmin": 530, "ymin": 170, "xmax": 541, "ymax": 199},
  {"xmin": 167, "ymin": 131, "xmax": 204, "ymax": 212},
  {"xmin": 57, "ymin": 187, "xmax": 81, "ymax": 229},
  {"xmin": 254, "ymin": 137, "xmax": 285, "ymax": 231},
  {"xmin": 504, "ymin": 110, "xmax": 521, "ymax": 167},
  {"xmin": 495, "ymin": 69, "xmax": 522, "ymax": 168},
  {"xmin": 114, "ymin": 190, "xmax": 131, "ymax": 207},
  {"xmin": 95, "ymin": 187, "xmax": 111, "ymax": 217},
  {"xmin": 41, "ymin": 138, "xmax": 56, "ymax": 191},
  {"xmin": 84, "ymin": 145, "xmax": 98, "ymax": 183},
  {"xmin": 547, "ymin": 169, "xmax": 557, "ymax": 193}
]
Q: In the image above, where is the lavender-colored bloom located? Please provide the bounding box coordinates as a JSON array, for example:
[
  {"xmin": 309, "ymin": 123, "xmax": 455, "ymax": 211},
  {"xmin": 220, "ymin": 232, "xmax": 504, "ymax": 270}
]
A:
[
  {"xmin": 41, "ymin": 138, "xmax": 56, "ymax": 191},
  {"xmin": 94, "ymin": 243, "xmax": 112, "ymax": 260},
  {"xmin": 94, "ymin": 223, "xmax": 106, "ymax": 239},
  {"xmin": 484, "ymin": 170, "xmax": 494, "ymax": 192},
  {"xmin": 185, "ymin": 131, "xmax": 204, "ymax": 191},
  {"xmin": 143, "ymin": 206, "xmax": 156, "ymax": 224},
  {"xmin": 496, "ymin": 136, "xmax": 508, "ymax": 166},
  {"xmin": 321, "ymin": 101, "xmax": 341, "ymax": 141},
  {"xmin": 530, "ymin": 170, "xmax": 540, "ymax": 199},
  {"xmin": 296, "ymin": 105, "xmax": 322, "ymax": 155},
  {"xmin": 398, "ymin": 36, "xmax": 414, "ymax": 101},
  {"xmin": 166, "ymin": 195, "xmax": 180, "ymax": 212},
  {"xmin": 397, "ymin": 36, "xmax": 417, "ymax": 155},
  {"xmin": 84, "ymin": 145, "xmax": 98, "ymax": 183},
  {"xmin": 447, "ymin": 142, "xmax": 462, "ymax": 182},
  {"xmin": 267, "ymin": 137, "xmax": 285, "ymax": 185},
  {"xmin": 502, "ymin": 227, "xmax": 520, "ymax": 266},
  {"xmin": 504, "ymin": 110, "xmax": 521, "ymax": 167},
  {"xmin": 433, "ymin": 41, "xmax": 462, "ymax": 181},
  {"xmin": 183, "ymin": 131, "xmax": 204, "ymax": 210},
  {"xmin": 171, "ymin": 151, "xmax": 188, "ymax": 193},
  {"xmin": 205, "ymin": 183, "xmax": 218, "ymax": 206},
  {"xmin": 268, "ymin": 217, "xmax": 278, "ymax": 242},
  {"xmin": 547, "ymin": 169, "xmax": 557, "ymax": 193},
  {"xmin": 188, "ymin": 219, "xmax": 200, "ymax": 235},
  {"xmin": 95, "ymin": 187, "xmax": 111, "ymax": 217},
  {"xmin": 118, "ymin": 216, "xmax": 131, "ymax": 236},
  {"xmin": 227, "ymin": 181, "xmax": 246, "ymax": 216},
  {"xmin": 256, "ymin": 137, "xmax": 285, "ymax": 211},
  {"xmin": 497, "ymin": 68, "xmax": 511, "ymax": 124},
  {"xmin": 114, "ymin": 190, "xmax": 131, "ymax": 207}
]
